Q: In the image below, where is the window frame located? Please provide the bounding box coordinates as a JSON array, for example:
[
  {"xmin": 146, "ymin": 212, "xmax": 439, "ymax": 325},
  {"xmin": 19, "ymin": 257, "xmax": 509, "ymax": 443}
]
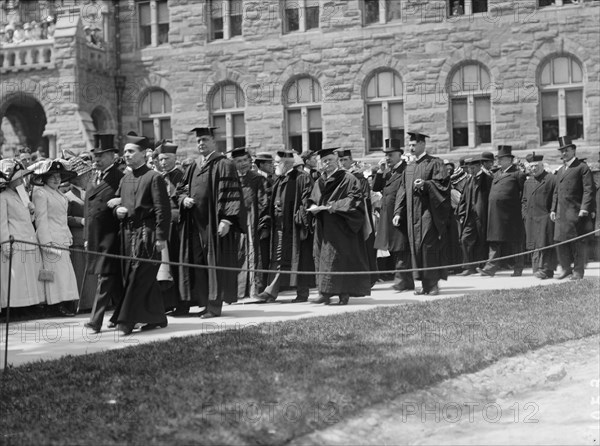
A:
[
  {"xmin": 209, "ymin": 83, "xmax": 247, "ymax": 153},
  {"xmin": 285, "ymin": 77, "xmax": 323, "ymax": 153},
  {"xmin": 448, "ymin": 63, "xmax": 492, "ymax": 149},
  {"xmin": 208, "ymin": 0, "xmax": 244, "ymax": 42},
  {"xmin": 138, "ymin": 0, "xmax": 170, "ymax": 48},
  {"xmin": 364, "ymin": 70, "xmax": 405, "ymax": 153},
  {"xmin": 139, "ymin": 88, "xmax": 173, "ymax": 143},
  {"xmin": 362, "ymin": 0, "xmax": 402, "ymax": 26},
  {"xmin": 282, "ymin": 0, "xmax": 321, "ymax": 34},
  {"xmin": 538, "ymin": 56, "xmax": 584, "ymax": 143},
  {"xmin": 448, "ymin": 0, "xmax": 488, "ymax": 17}
]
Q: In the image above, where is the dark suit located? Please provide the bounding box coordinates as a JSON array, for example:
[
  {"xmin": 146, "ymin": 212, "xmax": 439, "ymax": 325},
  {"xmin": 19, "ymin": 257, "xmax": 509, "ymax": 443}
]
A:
[
  {"xmin": 552, "ymin": 158, "xmax": 595, "ymax": 277},
  {"xmin": 481, "ymin": 165, "xmax": 526, "ymax": 274},
  {"xmin": 372, "ymin": 163, "xmax": 413, "ymax": 289},
  {"xmin": 84, "ymin": 164, "xmax": 124, "ymax": 329}
]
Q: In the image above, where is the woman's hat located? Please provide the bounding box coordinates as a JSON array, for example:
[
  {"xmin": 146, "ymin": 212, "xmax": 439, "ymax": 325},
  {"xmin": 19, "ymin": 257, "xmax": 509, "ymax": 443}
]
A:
[
  {"xmin": 29, "ymin": 159, "xmax": 77, "ymax": 186},
  {"xmin": 68, "ymin": 157, "xmax": 94, "ymax": 177},
  {"xmin": 0, "ymin": 159, "xmax": 32, "ymax": 189}
]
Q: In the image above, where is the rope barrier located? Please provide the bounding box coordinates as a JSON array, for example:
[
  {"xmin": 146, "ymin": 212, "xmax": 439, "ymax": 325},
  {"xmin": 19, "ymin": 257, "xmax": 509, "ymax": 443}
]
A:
[{"xmin": 1, "ymin": 228, "xmax": 599, "ymax": 276}]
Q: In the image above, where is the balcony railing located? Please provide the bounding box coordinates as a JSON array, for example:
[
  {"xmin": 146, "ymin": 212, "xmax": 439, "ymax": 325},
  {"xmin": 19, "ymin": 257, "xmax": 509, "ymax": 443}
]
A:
[
  {"xmin": 85, "ymin": 43, "xmax": 108, "ymax": 71},
  {"xmin": 0, "ymin": 40, "xmax": 55, "ymax": 73}
]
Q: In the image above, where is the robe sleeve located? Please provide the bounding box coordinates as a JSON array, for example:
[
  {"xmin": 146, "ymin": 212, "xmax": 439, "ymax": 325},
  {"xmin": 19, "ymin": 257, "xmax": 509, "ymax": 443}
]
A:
[
  {"xmin": 422, "ymin": 158, "xmax": 451, "ymax": 209},
  {"xmin": 151, "ymin": 173, "xmax": 171, "ymax": 241},
  {"xmin": 295, "ymin": 172, "xmax": 314, "ymax": 232},
  {"xmin": 328, "ymin": 175, "xmax": 366, "ymax": 234},
  {"xmin": 216, "ymin": 159, "xmax": 245, "ymax": 232},
  {"xmin": 257, "ymin": 175, "xmax": 271, "ymax": 232}
]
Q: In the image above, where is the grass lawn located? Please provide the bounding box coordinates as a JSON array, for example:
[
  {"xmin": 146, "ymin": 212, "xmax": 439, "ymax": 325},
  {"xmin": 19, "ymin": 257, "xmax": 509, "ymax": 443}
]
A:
[{"xmin": 1, "ymin": 280, "xmax": 599, "ymax": 445}]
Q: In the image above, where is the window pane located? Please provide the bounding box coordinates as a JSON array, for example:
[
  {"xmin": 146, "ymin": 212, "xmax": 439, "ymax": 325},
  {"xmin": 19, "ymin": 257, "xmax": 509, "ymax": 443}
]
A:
[
  {"xmin": 313, "ymin": 80, "xmax": 322, "ymax": 102},
  {"xmin": 139, "ymin": 2, "xmax": 151, "ymax": 26},
  {"xmin": 566, "ymin": 117, "xmax": 584, "ymax": 140},
  {"xmin": 453, "ymin": 128, "xmax": 468, "ymax": 147},
  {"xmin": 472, "ymin": 0, "xmax": 487, "ymax": 13},
  {"xmin": 542, "ymin": 120, "xmax": 559, "ymax": 142},
  {"xmin": 389, "ymin": 102, "xmax": 404, "ymax": 126},
  {"xmin": 231, "ymin": 15, "xmax": 243, "ymax": 36},
  {"xmin": 141, "ymin": 94, "xmax": 150, "ymax": 116},
  {"xmin": 571, "ymin": 60, "xmax": 583, "ymax": 83},
  {"xmin": 213, "ymin": 115, "xmax": 226, "ymax": 133},
  {"xmin": 553, "ymin": 57, "xmax": 569, "ymax": 84},
  {"xmin": 369, "ymin": 130, "xmax": 383, "ymax": 151},
  {"xmin": 211, "ymin": 0, "xmax": 223, "ymax": 18},
  {"xmin": 366, "ymin": 76, "xmax": 377, "ymax": 99},
  {"xmin": 287, "ymin": 81, "xmax": 298, "ymax": 104},
  {"xmin": 566, "ymin": 90, "xmax": 583, "ymax": 116},
  {"xmin": 540, "ymin": 63, "xmax": 551, "ymax": 86},
  {"xmin": 212, "ymin": 90, "xmax": 222, "ymax": 111},
  {"xmin": 158, "ymin": 24, "xmax": 169, "ymax": 44},
  {"xmin": 306, "ymin": 5, "xmax": 319, "ymax": 30},
  {"xmin": 231, "ymin": 0, "xmax": 244, "ymax": 16},
  {"xmin": 368, "ymin": 104, "xmax": 382, "ymax": 127},
  {"xmin": 141, "ymin": 120, "xmax": 154, "ymax": 139},
  {"xmin": 480, "ymin": 67, "xmax": 490, "ymax": 88},
  {"xmin": 157, "ymin": 0, "xmax": 169, "ymax": 23},
  {"xmin": 451, "ymin": 68, "xmax": 462, "ymax": 91},
  {"xmin": 233, "ymin": 136, "xmax": 246, "ymax": 148},
  {"xmin": 151, "ymin": 90, "xmax": 164, "ymax": 114},
  {"xmin": 222, "ymin": 85, "xmax": 237, "ymax": 109},
  {"xmin": 386, "ymin": 0, "xmax": 402, "ymax": 21},
  {"xmin": 308, "ymin": 108, "xmax": 322, "ymax": 130},
  {"xmin": 160, "ymin": 118, "xmax": 172, "ymax": 140},
  {"xmin": 539, "ymin": 0, "xmax": 553, "ymax": 6},
  {"xmin": 309, "ymin": 132, "xmax": 322, "ymax": 151},
  {"xmin": 452, "ymin": 99, "xmax": 468, "ymax": 124},
  {"xmin": 237, "ymin": 87, "xmax": 245, "ymax": 107},
  {"xmin": 288, "ymin": 110, "xmax": 302, "ymax": 134},
  {"xmin": 298, "ymin": 78, "xmax": 312, "ymax": 103},
  {"xmin": 378, "ymin": 71, "xmax": 393, "ymax": 97},
  {"xmin": 390, "ymin": 128, "xmax": 404, "ymax": 146},
  {"xmin": 285, "ymin": 8, "xmax": 300, "ymax": 32},
  {"xmin": 463, "ymin": 64, "xmax": 479, "ymax": 91},
  {"xmin": 475, "ymin": 97, "xmax": 491, "ymax": 123},
  {"xmin": 393, "ymin": 73, "xmax": 402, "ymax": 97},
  {"xmin": 450, "ymin": 0, "xmax": 465, "ymax": 16},
  {"xmin": 541, "ymin": 92, "xmax": 558, "ymax": 119},
  {"xmin": 233, "ymin": 113, "xmax": 245, "ymax": 136},
  {"xmin": 141, "ymin": 26, "xmax": 152, "ymax": 47},
  {"xmin": 164, "ymin": 92, "xmax": 171, "ymax": 113},
  {"xmin": 212, "ymin": 17, "xmax": 224, "ymax": 39},
  {"xmin": 289, "ymin": 135, "xmax": 302, "ymax": 153},
  {"xmin": 476, "ymin": 125, "xmax": 491, "ymax": 144},
  {"xmin": 364, "ymin": 0, "xmax": 380, "ymax": 24}
]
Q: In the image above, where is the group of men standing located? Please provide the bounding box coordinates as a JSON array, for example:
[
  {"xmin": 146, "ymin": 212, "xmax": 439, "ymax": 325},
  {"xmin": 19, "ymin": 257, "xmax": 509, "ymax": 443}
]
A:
[{"xmin": 82, "ymin": 127, "xmax": 597, "ymax": 335}]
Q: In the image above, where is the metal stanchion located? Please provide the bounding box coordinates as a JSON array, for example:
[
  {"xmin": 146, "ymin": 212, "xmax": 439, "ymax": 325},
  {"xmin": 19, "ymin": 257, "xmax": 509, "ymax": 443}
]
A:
[{"xmin": 3, "ymin": 236, "xmax": 15, "ymax": 372}]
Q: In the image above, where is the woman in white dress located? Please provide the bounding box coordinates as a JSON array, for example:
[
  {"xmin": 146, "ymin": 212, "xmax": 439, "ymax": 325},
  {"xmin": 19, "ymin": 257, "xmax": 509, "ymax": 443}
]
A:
[
  {"xmin": 0, "ymin": 159, "xmax": 45, "ymax": 309},
  {"xmin": 31, "ymin": 159, "xmax": 79, "ymax": 316}
]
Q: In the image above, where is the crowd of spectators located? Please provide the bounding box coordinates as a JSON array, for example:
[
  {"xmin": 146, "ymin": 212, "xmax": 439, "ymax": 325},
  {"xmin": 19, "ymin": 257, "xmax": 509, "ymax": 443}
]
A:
[{"xmin": 0, "ymin": 15, "xmax": 56, "ymax": 45}]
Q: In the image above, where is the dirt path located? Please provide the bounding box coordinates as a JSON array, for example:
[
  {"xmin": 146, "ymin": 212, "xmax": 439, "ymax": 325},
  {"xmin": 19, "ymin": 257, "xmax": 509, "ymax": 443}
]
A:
[{"xmin": 291, "ymin": 335, "xmax": 600, "ymax": 445}]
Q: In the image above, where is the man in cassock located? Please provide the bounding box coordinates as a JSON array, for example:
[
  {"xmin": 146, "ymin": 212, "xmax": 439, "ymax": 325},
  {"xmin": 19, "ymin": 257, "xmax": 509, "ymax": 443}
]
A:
[
  {"xmin": 257, "ymin": 150, "xmax": 315, "ymax": 303},
  {"xmin": 551, "ymin": 136, "xmax": 595, "ymax": 280},
  {"xmin": 456, "ymin": 155, "xmax": 493, "ymax": 275},
  {"xmin": 477, "ymin": 145, "xmax": 526, "ymax": 277},
  {"xmin": 522, "ymin": 152, "xmax": 557, "ymax": 279},
  {"xmin": 372, "ymin": 139, "xmax": 413, "ymax": 291},
  {"xmin": 112, "ymin": 134, "xmax": 171, "ymax": 335},
  {"xmin": 336, "ymin": 148, "xmax": 378, "ymax": 284},
  {"xmin": 309, "ymin": 147, "xmax": 371, "ymax": 305},
  {"xmin": 393, "ymin": 132, "xmax": 451, "ymax": 296},
  {"xmin": 84, "ymin": 134, "xmax": 124, "ymax": 333},
  {"xmin": 177, "ymin": 127, "xmax": 246, "ymax": 318},
  {"xmin": 155, "ymin": 140, "xmax": 185, "ymax": 314},
  {"xmin": 230, "ymin": 147, "xmax": 269, "ymax": 298}
]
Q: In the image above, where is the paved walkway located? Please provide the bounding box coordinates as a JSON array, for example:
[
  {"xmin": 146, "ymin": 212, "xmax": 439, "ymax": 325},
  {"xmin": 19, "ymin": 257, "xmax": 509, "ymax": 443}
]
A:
[{"xmin": 2, "ymin": 263, "xmax": 599, "ymax": 368}]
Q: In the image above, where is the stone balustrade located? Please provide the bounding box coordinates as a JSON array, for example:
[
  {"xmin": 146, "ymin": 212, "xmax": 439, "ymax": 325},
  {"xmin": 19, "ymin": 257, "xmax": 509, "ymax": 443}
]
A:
[
  {"xmin": 85, "ymin": 43, "xmax": 108, "ymax": 71},
  {"xmin": 0, "ymin": 40, "xmax": 54, "ymax": 72}
]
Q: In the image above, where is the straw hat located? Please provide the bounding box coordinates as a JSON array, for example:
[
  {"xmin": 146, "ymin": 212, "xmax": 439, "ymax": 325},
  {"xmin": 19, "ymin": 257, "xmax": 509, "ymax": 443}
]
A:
[{"xmin": 29, "ymin": 159, "xmax": 77, "ymax": 186}]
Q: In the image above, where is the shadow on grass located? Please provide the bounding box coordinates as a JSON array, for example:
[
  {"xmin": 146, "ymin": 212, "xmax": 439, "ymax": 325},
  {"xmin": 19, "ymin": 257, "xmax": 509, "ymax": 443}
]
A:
[{"xmin": 0, "ymin": 279, "xmax": 598, "ymax": 445}]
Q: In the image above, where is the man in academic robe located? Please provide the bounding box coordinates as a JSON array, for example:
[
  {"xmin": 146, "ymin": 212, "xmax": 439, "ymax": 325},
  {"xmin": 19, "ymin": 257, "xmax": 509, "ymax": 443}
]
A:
[
  {"xmin": 177, "ymin": 127, "xmax": 246, "ymax": 318},
  {"xmin": 111, "ymin": 134, "xmax": 171, "ymax": 334},
  {"xmin": 254, "ymin": 152, "xmax": 275, "ymax": 288},
  {"xmin": 337, "ymin": 147, "xmax": 378, "ymax": 285},
  {"xmin": 522, "ymin": 152, "xmax": 557, "ymax": 279},
  {"xmin": 393, "ymin": 132, "xmax": 451, "ymax": 295},
  {"xmin": 83, "ymin": 134, "xmax": 124, "ymax": 333},
  {"xmin": 155, "ymin": 140, "xmax": 185, "ymax": 313},
  {"xmin": 372, "ymin": 138, "xmax": 414, "ymax": 291},
  {"xmin": 309, "ymin": 148, "xmax": 371, "ymax": 305},
  {"xmin": 456, "ymin": 154, "xmax": 493, "ymax": 275},
  {"xmin": 477, "ymin": 145, "xmax": 526, "ymax": 277},
  {"xmin": 230, "ymin": 147, "xmax": 270, "ymax": 299},
  {"xmin": 257, "ymin": 150, "xmax": 315, "ymax": 303},
  {"xmin": 551, "ymin": 136, "xmax": 595, "ymax": 280}
]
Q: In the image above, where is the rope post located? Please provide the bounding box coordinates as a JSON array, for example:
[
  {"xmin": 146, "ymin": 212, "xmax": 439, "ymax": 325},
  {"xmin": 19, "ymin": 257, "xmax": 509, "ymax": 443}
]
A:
[{"xmin": 3, "ymin": 235, "xmax": 15, "ymax": 373}]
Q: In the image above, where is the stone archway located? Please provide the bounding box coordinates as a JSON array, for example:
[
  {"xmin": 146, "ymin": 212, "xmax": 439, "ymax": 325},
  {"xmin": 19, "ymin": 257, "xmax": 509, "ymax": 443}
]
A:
[{"xmin": 0, "ymin": 94, "xmax": 48, "ymax": 156}]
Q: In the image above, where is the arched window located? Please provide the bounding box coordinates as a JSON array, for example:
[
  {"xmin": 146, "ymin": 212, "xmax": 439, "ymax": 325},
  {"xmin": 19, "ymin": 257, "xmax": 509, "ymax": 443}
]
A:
[
  {"xmin": 539, "ymin": 55, "xmax": 584, "ymax": 143},
  {"xmin": 448, "ymin": 63, "xmax": 492, "ymax": 148},
  {"xmin": 139, "ymin": 88, "xmax": 172, "ymax": 144},
  {"xmin": 364, "ymin": 70, "xmax": 404, "ymax": 152},
  {"xmin": 285, "ymin": 76, "xmax": 322, "ymax": 152},
  {"xmin": 210, "ymin": 83, "xmax": 246, "ymax": 153}
]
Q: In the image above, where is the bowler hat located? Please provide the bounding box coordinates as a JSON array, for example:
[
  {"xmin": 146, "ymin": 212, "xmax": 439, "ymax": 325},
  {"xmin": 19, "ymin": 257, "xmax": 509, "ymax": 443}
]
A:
[
  {"xmin": 557, "ymin": 136, "xmax": 576, "ymax": 151},
  {"xmin": 480, "ymin": 151, "xmax": 494, "ymax": 162},
  {"xmin": 255, "ymin": 152, "xmax": 273, "ymax": 162}
]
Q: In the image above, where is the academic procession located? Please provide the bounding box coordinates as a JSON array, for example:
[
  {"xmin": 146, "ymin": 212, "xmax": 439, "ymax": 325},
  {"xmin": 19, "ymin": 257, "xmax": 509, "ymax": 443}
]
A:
[{"xmin": 1, "ymin": 129, "xmax": 599, "ymax": 336}]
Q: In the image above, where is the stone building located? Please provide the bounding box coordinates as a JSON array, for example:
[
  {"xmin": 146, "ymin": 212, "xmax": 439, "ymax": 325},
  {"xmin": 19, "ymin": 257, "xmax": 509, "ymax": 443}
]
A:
[{"xmin": 0, "ymin": 0, "xmax": 598, "ymax": 162}]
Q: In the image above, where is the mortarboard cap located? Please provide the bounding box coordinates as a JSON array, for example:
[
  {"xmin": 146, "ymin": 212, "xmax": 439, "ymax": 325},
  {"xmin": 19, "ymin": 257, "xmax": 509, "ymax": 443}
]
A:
[
  {"xmin": 228, "ymin": 147, "xmax": 250, "ymax": 158},
  {"xmin": 155, "ymin": 140, "xmax": 178, "ymax": 155},
  {"xmin": 190, "ymin": 127, "xmax": 218, "ymax": 138},
  {"xmin": 317, "ymin": 147, "xmax": 338, "ymax": 158},
  {"xmin": 335, "ymin": 149, "xmax": 352, "ymax": 158},
  {"xmin": 525, "ymin": 152, "xmax": 543, "ymax": 163},
  {"xmin": 276, "ymin": 149, "xmax": 296, "ymax": 159},
  {"xmin": 407, "ymin": 132, "xmax": 430, "ymax": 143}
]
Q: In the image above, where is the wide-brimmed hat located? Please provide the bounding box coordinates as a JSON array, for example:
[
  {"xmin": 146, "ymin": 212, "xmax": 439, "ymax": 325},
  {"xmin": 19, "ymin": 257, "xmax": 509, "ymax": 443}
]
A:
[
  {"xmin": 29, "ymin": 159, "xmax": 77, "ymax": 186},
  {"xmin": 557, "ymin": 136, "xmax": 576, "ymax": 151},
  {"xmin": 0, "ymin": 159, "xmax": 32, "ymax": 189},
  {"xmin": 68, "ymin": 157, "xmax": 94, "ymax": 177},
  {"xmin": 255, "ymin": 152, "xmax": 273, "ymax": 162}
]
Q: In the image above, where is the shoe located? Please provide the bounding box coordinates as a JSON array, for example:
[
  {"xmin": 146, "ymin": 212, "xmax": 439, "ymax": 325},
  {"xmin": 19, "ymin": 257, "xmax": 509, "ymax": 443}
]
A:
[
  {"xmin": 107, "ymin": 322, "xmax": 117, "ymax": 329},
  {"xmin": 57, "ymin": 304, "xmax": 75, "ymax": 317},
  {"xmin": 338, "ymin": 294, "xmax": 349, "ymax": 305},
  {"xmin": 168, "ymin": 307, "xmax": 190, "ymax": 316},
  {"xmin": 458, "ymin": 269, "xmax": 476, "ymax": 276},
  {"xmin": 84, "ymin": 322, "xmax": 101, "ymax": 333},
  {"xmin": 534, "ymin": 271, "xmax": 548, "ymax": 279},
  {"xmin": 477, "ymin": 267, "xmax": 495, "ymax": 277},
  {"xmin": 569, "ymin": 273, "xmax": 583, "ymax": 281},
  {"xmin": 118, "ymin": 323, "xmax": 134, "ymax": 335},
  {"xmin": 392, "ymin": 284, "xmax": 414, "ymax": 292},
  {"xmin": 196, "ymin": 309, "xmax": 208, "ymax": 317},
  {"xmin": 313, "ymin": 295, "xmax": 330, "ymax": 305},
  {"xmin": 428, "ymin": 285, "xmax": 440, "ymax": 296},
  {"xmin": 414, "ymin": 288, "xmax": 429, "ymax": 295},
  {"xmin": 290, "ymin": 297, "xmax": 308, "ymax": 303},
  {"xmin": 556, "ymin": 270, "xmax": 573, "ymax": 280},
  {"xmin": 511, "ymin": 270, "xmax": 522, "ymax": 277},
  {"xmin": 200, "ymin": 313, "xmax": 220, "ymax": 319},
  {"xmin": 256, "ymin": 292, "xmax": 276, "ymax": 303},
  {"xmin": 140, "ymin": 321, "xmax": 168, "ymax": 331}
]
